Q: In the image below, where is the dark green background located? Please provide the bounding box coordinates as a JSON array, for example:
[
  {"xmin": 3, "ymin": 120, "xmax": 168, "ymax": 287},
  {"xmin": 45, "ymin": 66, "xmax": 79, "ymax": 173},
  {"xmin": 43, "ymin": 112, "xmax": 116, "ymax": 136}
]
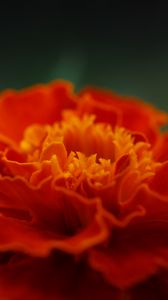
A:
[{"xmin": 0, "ymin": 11, "xmax": 168, "ymax": 111}]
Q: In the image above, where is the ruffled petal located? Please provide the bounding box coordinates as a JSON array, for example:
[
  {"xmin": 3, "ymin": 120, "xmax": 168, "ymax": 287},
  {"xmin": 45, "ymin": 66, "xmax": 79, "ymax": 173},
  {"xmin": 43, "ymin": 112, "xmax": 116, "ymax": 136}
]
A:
[
  {"xmin": 88, "ymin": 182, "xmax": 168, "ymax": 289},
  {"xmin": 78, "ymin": 87, "xmax": 168, "ymax": 144},
  {"xmin": 0, "ymin": 81, "xmax": 76, "ymax": 142},
  {"xmin": 0, "ymin": 177, "xmax": 109, "ymax": 256},
  {"xmin": 0, "ymin": 152, "xmax": 38, "ymax": 179},
  {"xmin": 88, "ymin": 247, "xmax": 158, "ymax": 289},
  {"xmin": 77, "ymin": 93, "xmax": 121, "ymax": 127}
]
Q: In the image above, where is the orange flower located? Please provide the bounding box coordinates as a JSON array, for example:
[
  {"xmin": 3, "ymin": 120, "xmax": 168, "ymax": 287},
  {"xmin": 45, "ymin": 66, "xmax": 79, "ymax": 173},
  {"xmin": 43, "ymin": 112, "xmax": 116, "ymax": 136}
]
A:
[{"xmin": 0, "ymin": 81, "xmax": 168, "ymax": 299}]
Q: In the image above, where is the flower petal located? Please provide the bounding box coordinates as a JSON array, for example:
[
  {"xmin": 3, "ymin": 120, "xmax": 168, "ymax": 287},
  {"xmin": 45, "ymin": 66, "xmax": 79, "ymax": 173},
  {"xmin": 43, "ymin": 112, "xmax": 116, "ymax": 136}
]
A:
[
  {"xmin": 149, "ymin": 161, "xmax": 168, "ymax": 197},
  {"xmin": 154, "ymin": 133, "xmax": 168, "ymax": 162},
  {"xmin": 88, "ymin": 182, "xmax": 168, "ymax": 289},
  {"xmin": 0, "ymin": 252, "xmax": 120, "ymax": 300},
  {"xmin": 88, "ymin": 247, "xmax": 158, "ymax": 289},
  {"xmin": 79, "ymin": 87, "xmax": 168, "ymax": 144},
  {"xmin": 0, "ymin": 81, "xmax": 76, "ymax": 142},
  {"xmin": 0, "ymin": 177, "xmax": 109, "ymax": 256}
]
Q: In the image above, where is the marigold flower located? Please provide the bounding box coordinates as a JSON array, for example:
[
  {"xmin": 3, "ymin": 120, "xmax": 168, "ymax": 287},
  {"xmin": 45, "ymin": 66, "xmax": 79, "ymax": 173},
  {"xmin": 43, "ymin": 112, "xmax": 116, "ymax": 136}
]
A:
[{"xmin": 0, "ymin": 81, "xmax": 168, "ymax": 299}]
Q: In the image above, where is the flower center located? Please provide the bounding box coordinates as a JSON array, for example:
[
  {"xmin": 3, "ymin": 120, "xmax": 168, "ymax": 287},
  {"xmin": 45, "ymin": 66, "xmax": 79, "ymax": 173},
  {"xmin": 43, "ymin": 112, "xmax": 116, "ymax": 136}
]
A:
[{"xmin": 20, "ymin": 111, "xmax": 157, "ymax": 192}]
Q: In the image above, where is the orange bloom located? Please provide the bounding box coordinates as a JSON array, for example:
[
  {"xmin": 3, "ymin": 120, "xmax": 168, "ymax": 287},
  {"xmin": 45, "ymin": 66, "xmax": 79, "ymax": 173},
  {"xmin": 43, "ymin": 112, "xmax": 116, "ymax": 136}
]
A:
[{"xmin": 0, "ymin": 81, "xmax": 168, "ymax": 299}]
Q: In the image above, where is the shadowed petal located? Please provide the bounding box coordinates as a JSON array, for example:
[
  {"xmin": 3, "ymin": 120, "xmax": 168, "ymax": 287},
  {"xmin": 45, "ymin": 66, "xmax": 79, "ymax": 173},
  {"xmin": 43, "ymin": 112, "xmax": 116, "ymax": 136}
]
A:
[{"xmin": 0, "ymin": 177, "xmax": 109, "ymax": 256}]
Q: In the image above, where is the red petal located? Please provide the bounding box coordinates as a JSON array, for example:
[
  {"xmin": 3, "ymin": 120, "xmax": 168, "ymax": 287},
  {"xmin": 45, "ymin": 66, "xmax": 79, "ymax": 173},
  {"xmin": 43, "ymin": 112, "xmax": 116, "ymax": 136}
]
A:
[
  {"xmin": 79, "ymin": 87, "xmax": 168, "ymax": 144},
  {"xmin": 154, "ymin": 133, "xmax": 168, "ymax": 162},
  {"xmin": 0, "ymin": 156, "xmax": 37, "ymax": 179},
  {"xmin": 149, "ymin": 161, "xmax": 168, "ymax": 197},
  {"xmin": 0, "ymin": 81, "xmax": 76, "ymax": 142},
  {"xmin": 88, "ymin": 183, "xmax": 168, "ymax": 289},
  {"xmin": 88, "ymin": 247, "xmax": 158, "ymax": 289},
  {"xmin": 0, "ymin": 177, "xmax": 109, "ymax": 256},
  {"xmin": 0, "ymin": 252, "xmax": 121, "ymax": 300},
  {"xmin": 77, "ymin": 94, "xmax": 121, "ymax": 127}
]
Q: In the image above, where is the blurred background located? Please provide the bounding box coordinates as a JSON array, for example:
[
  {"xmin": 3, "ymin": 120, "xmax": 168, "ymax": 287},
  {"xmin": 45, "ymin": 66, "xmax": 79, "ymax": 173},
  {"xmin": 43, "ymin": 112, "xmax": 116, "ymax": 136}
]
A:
[{"xmin": 0, "ymin": 7, "xmax": 168, "ymax": 110}]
